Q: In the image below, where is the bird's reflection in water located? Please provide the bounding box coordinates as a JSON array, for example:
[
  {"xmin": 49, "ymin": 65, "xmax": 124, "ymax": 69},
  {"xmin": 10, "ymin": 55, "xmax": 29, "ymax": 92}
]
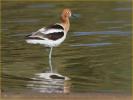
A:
[{"xmin": 27, "ymin": 73, "xmax": 71, "ymax": 93}]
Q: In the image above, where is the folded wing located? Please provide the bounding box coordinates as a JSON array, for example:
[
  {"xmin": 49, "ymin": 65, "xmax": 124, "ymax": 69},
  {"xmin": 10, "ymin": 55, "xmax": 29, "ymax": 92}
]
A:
[{"xmin": 26, "ymin": 24, "xmax": 64, "ymax": 41}]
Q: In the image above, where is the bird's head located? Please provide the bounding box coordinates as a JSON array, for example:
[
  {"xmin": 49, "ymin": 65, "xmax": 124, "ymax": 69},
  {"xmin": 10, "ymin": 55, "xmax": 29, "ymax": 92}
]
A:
[{"xmin": 61, "ymin": 8, "xmax": 72, "ymax": 18}]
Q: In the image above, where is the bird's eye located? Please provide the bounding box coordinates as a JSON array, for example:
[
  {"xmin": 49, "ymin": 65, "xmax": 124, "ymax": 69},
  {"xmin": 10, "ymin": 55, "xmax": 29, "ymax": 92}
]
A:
[{"xmin": 66, "ymin": 11, "xmax": 71, "ymax": 17}]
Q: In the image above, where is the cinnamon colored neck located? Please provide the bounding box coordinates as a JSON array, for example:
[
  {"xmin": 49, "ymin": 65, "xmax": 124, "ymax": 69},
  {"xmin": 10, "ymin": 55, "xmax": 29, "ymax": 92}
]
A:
[{"xmin": 61, "ymin": 16, "xmax": 70, "ymax": 33}]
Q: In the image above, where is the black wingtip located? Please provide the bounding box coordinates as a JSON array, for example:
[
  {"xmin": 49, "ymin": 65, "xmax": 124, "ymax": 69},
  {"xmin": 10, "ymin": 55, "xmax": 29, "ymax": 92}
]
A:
[
  {"xmin": 25, "ymin": 34, "xmax": 31, "ymax": 39},
  {"xmin": 25, "ymin": 35, "xmax": 44, "ymax": 40}
]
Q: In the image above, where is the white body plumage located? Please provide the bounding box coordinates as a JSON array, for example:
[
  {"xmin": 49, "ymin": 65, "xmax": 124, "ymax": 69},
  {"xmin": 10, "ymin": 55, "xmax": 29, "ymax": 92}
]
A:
[{"xmin": 26, "ymin": 24, "xmax": 67, "ymax": 47}]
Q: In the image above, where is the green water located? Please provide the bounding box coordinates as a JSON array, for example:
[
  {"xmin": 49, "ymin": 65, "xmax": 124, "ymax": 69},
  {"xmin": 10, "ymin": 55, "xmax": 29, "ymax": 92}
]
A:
[{"xmin": 1, "ymin": 1, "xmax": 132, "ymax": 93}]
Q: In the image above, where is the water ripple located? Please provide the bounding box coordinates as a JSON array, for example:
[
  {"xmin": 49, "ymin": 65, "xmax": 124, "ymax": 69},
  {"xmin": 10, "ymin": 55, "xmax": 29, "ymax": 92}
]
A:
[
  {"xmin": 71, "ymin": 43, "xmax": 112, "ymax": 47},
  {"xmin": 113, "ymin": 8, "xmax": 131, "ymax": 11},
  {"xmin": 73, "ymin": 31, "xmax": 130, "ymax": 36},
  {"xmin": 27, "ymin": 4, "xmax": 56, "ymax": 8},
  {"xmin": 98, "ymin": 20, "xmax": 125, "ymax": 24},
  {"xmin": 5, "ymin": 19, "xmax": 39, "ymax": 24}
]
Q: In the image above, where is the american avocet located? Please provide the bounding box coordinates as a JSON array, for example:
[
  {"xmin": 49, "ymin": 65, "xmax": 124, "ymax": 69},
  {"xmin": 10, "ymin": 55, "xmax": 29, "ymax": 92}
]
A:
[{"xmin": 26, "ymin": 8, "xmax": 71, "ymax": 74}]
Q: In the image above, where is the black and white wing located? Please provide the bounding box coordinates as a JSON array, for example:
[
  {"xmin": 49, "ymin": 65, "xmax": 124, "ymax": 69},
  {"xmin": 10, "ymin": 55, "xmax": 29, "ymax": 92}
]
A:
[{"xmin": 26, "ymin": 24, "xmax": 64, "ymax": 41}]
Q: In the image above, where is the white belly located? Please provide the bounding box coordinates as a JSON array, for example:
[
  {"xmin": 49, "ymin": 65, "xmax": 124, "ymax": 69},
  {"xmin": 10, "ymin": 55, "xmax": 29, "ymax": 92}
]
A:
[{"xmin": 26, "ymin": 36, "xmax": 66, "ymax": 47}]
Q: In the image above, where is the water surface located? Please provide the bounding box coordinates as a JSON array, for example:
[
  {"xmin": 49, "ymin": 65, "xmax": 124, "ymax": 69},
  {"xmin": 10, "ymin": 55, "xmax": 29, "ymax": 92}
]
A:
[{"xmin": 1, "ymin": 1, "xmax": 131, "ymax": 94}]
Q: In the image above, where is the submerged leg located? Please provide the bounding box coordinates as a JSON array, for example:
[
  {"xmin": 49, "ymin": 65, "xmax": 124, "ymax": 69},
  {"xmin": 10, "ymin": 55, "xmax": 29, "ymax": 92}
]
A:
[{"xmin": 49, "ymin": 47, "xmax": 53, "ymax": 72}]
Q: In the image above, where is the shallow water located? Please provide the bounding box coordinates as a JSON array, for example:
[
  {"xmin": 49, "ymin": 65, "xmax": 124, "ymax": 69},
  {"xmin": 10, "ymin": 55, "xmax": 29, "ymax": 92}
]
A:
[{"xmin": 1, "ymin": 1, "xmax": 131, "ymax": 93}]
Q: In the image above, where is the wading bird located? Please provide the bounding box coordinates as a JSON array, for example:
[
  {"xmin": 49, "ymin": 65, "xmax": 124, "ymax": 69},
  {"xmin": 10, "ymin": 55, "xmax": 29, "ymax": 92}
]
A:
[{"xmin": 26, "ymin": 9, "xmax": 71, "ymax": 74}]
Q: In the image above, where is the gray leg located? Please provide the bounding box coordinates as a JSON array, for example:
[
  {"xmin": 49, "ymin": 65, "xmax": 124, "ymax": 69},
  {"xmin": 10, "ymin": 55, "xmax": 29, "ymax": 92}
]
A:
[{"xmin": 49, "ymin": 47, "xmax": 53, "ymax": 72}]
